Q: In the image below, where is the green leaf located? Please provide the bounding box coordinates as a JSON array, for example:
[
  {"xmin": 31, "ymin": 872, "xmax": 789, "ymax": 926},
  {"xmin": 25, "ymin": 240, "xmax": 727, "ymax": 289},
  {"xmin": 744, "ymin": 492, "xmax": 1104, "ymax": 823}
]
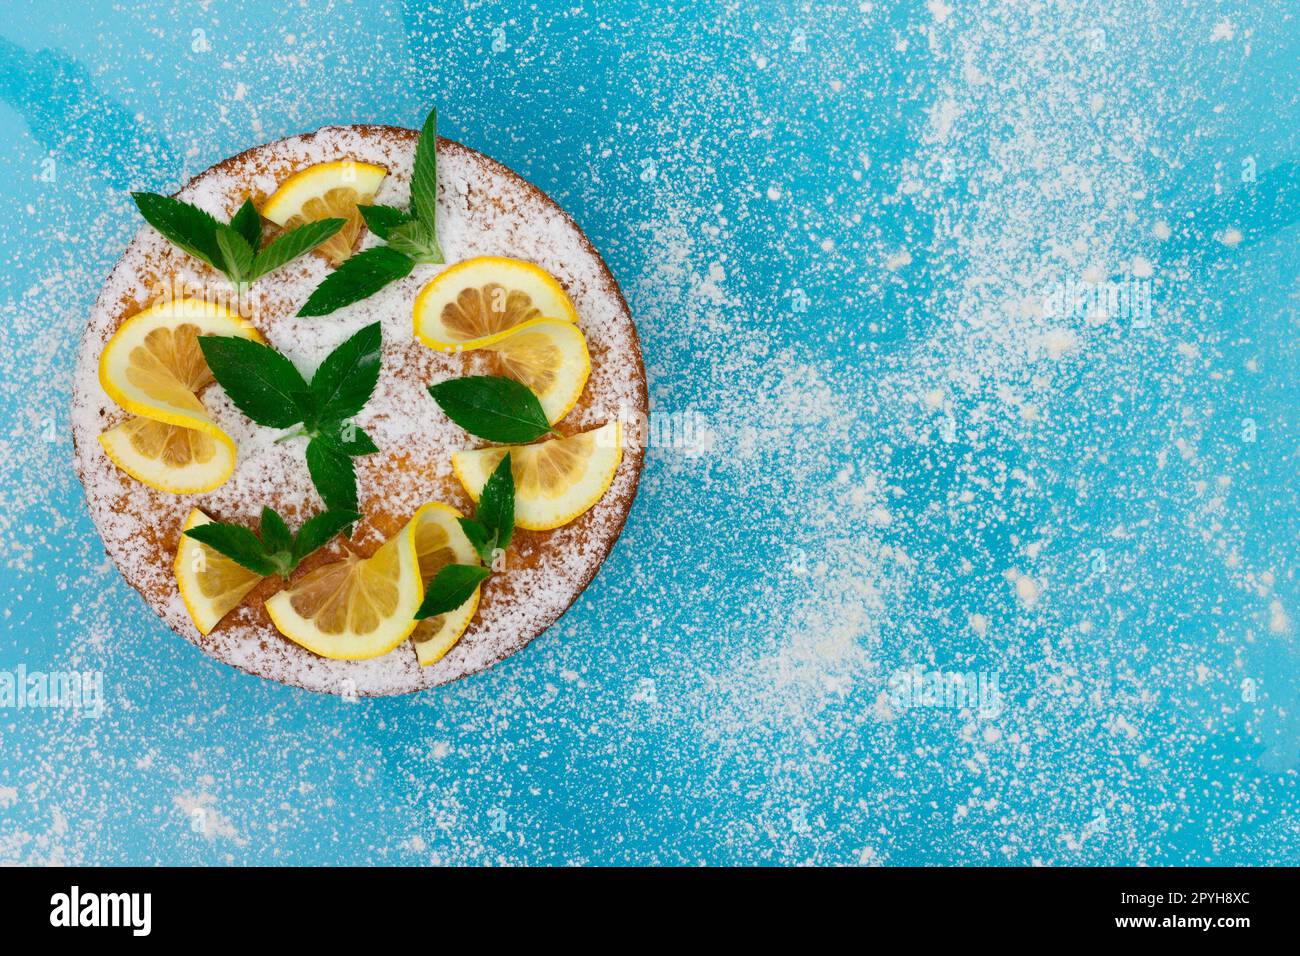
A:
[
  {"xmin": 183, "ymin": 523, "xmax": 279, "ymax": 577},
  {"xmin": 292, "ymin": 509, "xmax": 362, "ymax": 566},
  {"xmin": 359, "ymin": 204, "xmax": 413, "ymax": 240},
  {"xmin": 384, "ymin": 219, "xmax": 441, "ymax": 262},
  {"xmin": 231, "ymin": 197, "xmax": 263, "ymax": 250},
  {"xmin": 132, "ymin": 192, "xmax": 223, "ymax": 268},
  {"xmin": 250, "ymin": 217, "xmax": 346, "ymax": 281},
  {"xmin": 216, "ymin": 223, "xmax": 254, "ymax": 282},
  {"xmin": 409, "ymin": 108, "xmax": 441, "ymax": 241},
  {"xmin": 198, "ymin": 335, "xmax": 311, "ymax": 429},
  {"xmin": 321, "ymin": 420, "xmax": 379, "ymax": 456},
  {"xmin": 297, "ymin": 246, "xmax": 414, "ymax": 317},
  {"xmin": 306, "ymin": 435, "xmax": 358, "ymax": 511},
  {"xmin": 476, "ymin": 452, "xmax": 515, "ymax": 553},
  {"xmin": 415, "ymin": 563, "xmax": 490, "ymax": 619},
  {"xmin": 309, "ymin": 322, "xmax": 382, "ymax": 424},
  {"xmin": 259, "ymin": 506, "xmax": 293, "ymax": 558},
  {"xmin": 426, "ymin": 375, "xmax": 553, "ymax": 443},
  {"xmin": 456, "ymin": 517, "xmax": 495, "ymax": 565}
]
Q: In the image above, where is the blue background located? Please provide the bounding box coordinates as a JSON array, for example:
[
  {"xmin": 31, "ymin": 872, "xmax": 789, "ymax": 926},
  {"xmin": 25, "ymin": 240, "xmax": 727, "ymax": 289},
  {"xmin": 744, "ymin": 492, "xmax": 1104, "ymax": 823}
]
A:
[{"xmin": 0, "ymin": 0, "xmax": 1296, "ymax": 864}]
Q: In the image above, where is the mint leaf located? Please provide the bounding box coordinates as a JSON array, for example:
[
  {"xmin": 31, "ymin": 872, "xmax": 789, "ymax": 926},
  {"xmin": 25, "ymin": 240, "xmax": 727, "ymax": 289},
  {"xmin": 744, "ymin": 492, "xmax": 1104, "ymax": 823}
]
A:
[
  {"xmin": 456, "ymin": 517, "xmax": 495, "ymax": 564},
  {"xmin": 259, "ymin": 506, "xmax": 293, "ymax": 559},
  {"xmin": 306, "ymin": 436, "xmax": 358, "ymax": 512},
  {"xmin": 132, "ymin": 192, "xmax": 222, "ymax": 268},
  {"xmin": 385, "ymin": 219, "xmax": 440, "ymax": 262},
  {"xmin": 415, "ymin": 563, "xmax": 489, "ymax": 619},
  {"xmin": 292, "ymin": 509, "xmax": 362, "ymax": 565},
  {"xmin": 476, "ymin": 453, "xmax": 515, "ymax": 553},
  {"xmin": 359, "ymin": 204, "xmax": 413, "ymax": 240},
  {"xmin": 323, "ymin": 421, "xmax": 379, "ymax": 455},
  {"xmin": 409, "ymin": 108, "xmax": 442, "ymax": 250},
  {"xmin": 309, "ymin": 322, "xmax": 381, "ymax": 424},
  {"xmin": 231, "ymin": 197, "xmax": 263, "ymax": 250},
  {"xmin": 250, "ymin": 217, "xmax": 345, "ymax": 281},
  {"xmin": 216, "ymin": 223, "xmax": 254, "ymax": 282},
  {"xmin": 183, "ymin": 523, "xmax": 279, "ymax": 577},
  {"xmin": 426, "ymin": 375, "xmax": 553, "ymax": 443},
  {"xmin": 198, "ymin": 335, "xmax": 311, "ymax": 428},
  {"xmin": 297, "ymin": 246, "xmax": 414, "ymax": 317}
]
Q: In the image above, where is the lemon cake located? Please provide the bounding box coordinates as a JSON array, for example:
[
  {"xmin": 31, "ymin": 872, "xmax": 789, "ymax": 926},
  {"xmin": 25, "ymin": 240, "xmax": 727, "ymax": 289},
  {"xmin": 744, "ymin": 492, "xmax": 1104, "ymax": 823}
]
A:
[{"xmin": 71, "ymin": 123, "xmax": 647, "ymax": 695}]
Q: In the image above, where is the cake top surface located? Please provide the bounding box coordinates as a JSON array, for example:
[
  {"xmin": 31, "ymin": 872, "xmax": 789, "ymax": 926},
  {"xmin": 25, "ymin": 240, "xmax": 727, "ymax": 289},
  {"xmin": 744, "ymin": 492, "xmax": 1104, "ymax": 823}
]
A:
[{"xmin": 71, "ymin": 124, "xmax": 647, "ymax": 695}]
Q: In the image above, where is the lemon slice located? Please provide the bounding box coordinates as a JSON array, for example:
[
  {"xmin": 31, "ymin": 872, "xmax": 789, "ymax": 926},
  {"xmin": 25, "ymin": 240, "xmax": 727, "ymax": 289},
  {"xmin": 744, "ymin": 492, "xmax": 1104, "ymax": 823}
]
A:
[
  {"xmin": 409, "ymin": 503, "xmax": 482, "ymax": 666},
  {"xmin": 264, "ymin": 516, "xmax": 423, "ymax": 661},
  {"xmin": 174, "ymin": 508, "xmax": 264, "ymax": 634},
  {"xmin": 97, "ymin": 298, "xmax": 262, "ymax": 493},
  {"xmin": 431, "ymin": 317, "xmax": 588, "ymax": 426},
  {"xmin": 100, "ymin": 417, "xmax": 234, "ymax": 494},
  {"xmin": 413, "ymin": 256, "xmax": 579, "ymax": 350},
  {"xmin": 260, "ymin": 160, "xmax": 387, "ymax": 266},
  {"xmin": 452, "ymin": 420, "xmax": 623, "ymax": 531}
]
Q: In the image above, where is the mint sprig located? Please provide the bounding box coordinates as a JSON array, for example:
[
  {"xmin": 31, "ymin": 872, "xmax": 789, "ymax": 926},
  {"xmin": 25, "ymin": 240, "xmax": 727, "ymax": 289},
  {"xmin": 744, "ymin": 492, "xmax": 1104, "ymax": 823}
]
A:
[
  {"xmin": 414, "ymin": 454, "xmax": 515, "ymax": 621},
  {"xmin": 184, "ymin": 506, "xmax": 361, "ymax": 578},
  {"xmin": 298, "ymin": 107, "xmax": 444, "ymax": 316},
  {"xmin": 458, "ymin": 453, "xmax": 515, "ymax": 562},
  {"xmin": 426, "ymin": 375, "xmax": 555, "ymax": 443},
  {"xmin": 198, "ymin": 322, "xmax": 383, "ymax": 512},
  {"xmin": 133, "ymin": 193, "xmax": 344, "ymax": 289}
]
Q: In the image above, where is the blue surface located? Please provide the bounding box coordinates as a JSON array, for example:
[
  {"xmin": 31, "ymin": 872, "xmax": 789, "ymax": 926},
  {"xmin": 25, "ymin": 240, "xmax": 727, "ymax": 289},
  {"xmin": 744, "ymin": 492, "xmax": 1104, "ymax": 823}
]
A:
[{"xmin": 0, "ymin": 0, "xmax": 1297, "ymax": 864}]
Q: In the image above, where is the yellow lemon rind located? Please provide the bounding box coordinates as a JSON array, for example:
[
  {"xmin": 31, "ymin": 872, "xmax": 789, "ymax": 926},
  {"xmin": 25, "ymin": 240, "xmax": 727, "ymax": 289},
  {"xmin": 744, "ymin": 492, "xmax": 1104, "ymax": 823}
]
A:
[
  {"xmin": 411, "ymin": 500, "xmax": 468, "ymax": 525},
  {"xmin": 97, "ymin": 299, "xmax": 260, "ymax": 492},
  {"xmin": 495, "ymin": 319, "xmax": 590, "ymax": 425}
]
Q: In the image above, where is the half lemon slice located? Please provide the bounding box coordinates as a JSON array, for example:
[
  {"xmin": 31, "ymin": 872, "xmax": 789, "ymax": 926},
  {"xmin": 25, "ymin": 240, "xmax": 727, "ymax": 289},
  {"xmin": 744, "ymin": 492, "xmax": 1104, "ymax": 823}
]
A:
[
  {"xmin": 459, "ymin": 318, "xmax": 590, "ymax": 425},
  {"xmin": 413, "ymin": 256, "xmax": 579, "ymax": 350},
  {"xmin": 174, "ymin": 508, "xmax": 264, "ymax": 635},
  {"xmin": 101, "ymin": 417, "xmax": 233, "ymax": 494},
  {"xmin": 409, "ymin": 503, "xmax": 482, "ymax": 666},
  {"xmin": 452, "ymin": 420, "xmax": 623, "ymax": 531},
  {"xmin": 97, "ymin": 298, "xmax": 262, "ymax": 493},
  {"xmin": 264, "ymin": 516, "xmax": 423, "ymax": 661},
  {"xmin": 261, "ymin": 160, "xmax": 387, "ymax": 266}
]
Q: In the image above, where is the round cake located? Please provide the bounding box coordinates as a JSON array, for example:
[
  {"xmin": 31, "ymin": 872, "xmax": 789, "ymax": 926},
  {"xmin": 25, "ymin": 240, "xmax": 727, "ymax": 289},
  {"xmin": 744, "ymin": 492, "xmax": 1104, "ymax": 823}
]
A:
[{"xmin": 70, "ymin": 124, "xmax": 647, "ymax": 695}]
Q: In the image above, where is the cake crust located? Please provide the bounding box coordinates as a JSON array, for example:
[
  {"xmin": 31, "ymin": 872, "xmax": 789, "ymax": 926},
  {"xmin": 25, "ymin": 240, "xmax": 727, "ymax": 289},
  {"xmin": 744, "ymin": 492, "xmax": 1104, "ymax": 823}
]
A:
[{"xmin": 71, "ymin": 125, "xmax": 647, "ymax": 696}]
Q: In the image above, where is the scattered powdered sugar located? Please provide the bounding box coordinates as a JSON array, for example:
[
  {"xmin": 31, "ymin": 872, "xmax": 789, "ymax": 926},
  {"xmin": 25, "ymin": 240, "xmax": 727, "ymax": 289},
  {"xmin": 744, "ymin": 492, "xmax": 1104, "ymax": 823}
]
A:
[
  {"xmin": 71, "ymin": 126, "xmax": 646, "ymax": 696},
  {"xmin": 582, "ymin": 1, "xmax": 1296, "ymax": 863}
]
